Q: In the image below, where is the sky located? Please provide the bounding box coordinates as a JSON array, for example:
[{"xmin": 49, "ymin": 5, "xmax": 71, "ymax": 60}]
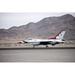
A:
[{"xmin": 0, "ymin": 13, "xmax": 75, "ymax": 29}]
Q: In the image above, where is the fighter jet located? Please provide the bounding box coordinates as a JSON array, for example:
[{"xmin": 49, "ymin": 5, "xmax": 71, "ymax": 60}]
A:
[{"xmin": 22, "ymin": 31, "xmax": 66, "ymax": 47}]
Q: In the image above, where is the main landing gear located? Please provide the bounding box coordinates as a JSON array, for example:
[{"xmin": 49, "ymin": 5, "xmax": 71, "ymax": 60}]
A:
[{"xmin": 46, "ymin": 45, "xmax": 48, "ymax": 48}]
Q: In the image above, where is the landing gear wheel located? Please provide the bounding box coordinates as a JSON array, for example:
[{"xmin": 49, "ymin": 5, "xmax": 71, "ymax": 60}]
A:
[
  {"xmin": 46, "ymin": 45, "xmax": 48, "ymax": 48},
  {"xmin": 33, "ymin": 45, "xmax": 35, "ymax": 48}
]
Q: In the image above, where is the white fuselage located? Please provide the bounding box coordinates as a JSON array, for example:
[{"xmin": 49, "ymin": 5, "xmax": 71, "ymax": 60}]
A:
[{"xmin": 24, "ymin": 38, "xmax": 64, "ymax": 45}]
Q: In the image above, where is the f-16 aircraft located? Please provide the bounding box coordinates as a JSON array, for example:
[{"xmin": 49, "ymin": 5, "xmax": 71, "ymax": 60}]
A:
[{"xmin": 20, "ymin": 31, "xmax": 66, "ymax": 47}]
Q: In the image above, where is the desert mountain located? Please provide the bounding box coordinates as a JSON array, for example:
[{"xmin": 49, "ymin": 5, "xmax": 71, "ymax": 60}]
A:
[{"xmin": 0, "ymin": 14, "xmax": 75, "ymax": 40}]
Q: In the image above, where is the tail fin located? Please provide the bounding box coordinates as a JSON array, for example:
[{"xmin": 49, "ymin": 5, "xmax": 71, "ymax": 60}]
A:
[{"xmin": 56, "ymin": 31, "xmax": 66, "ymax": 40}]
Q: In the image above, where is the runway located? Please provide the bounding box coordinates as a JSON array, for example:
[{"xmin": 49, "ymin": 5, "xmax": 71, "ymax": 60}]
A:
[{"xmin": 0, "ymin": 48, "xmax": 75, "ymax": 62}]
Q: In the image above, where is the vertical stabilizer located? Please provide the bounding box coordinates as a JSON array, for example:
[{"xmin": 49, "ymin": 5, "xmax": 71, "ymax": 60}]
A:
[{"xmin": 56, "ymin": 31, "xmax": 66, "ymax": 40}]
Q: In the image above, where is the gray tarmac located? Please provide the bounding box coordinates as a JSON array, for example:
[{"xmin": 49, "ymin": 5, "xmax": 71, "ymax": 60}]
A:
[{"xmin": 0, "ymin": 48, "xmax": 75, "ymax": 62}]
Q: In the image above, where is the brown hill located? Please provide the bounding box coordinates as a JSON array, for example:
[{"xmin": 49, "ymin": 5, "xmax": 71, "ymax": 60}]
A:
[{"xmin": 0, "ymin": 14, "xmax": 75, "ymax": 40}]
